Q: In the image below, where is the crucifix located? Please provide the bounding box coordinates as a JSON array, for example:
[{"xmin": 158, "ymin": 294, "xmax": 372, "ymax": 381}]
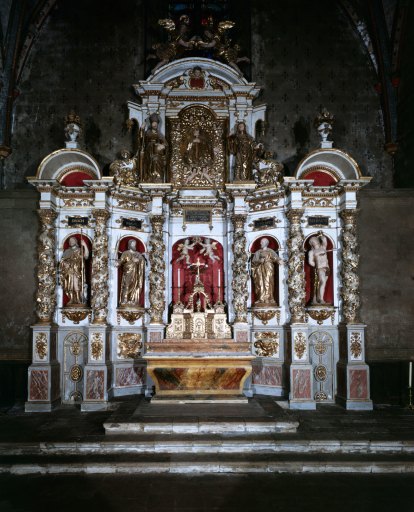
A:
[{"xmin": 188, "ymin": 257, "xmax": 208, "ymax": 285}]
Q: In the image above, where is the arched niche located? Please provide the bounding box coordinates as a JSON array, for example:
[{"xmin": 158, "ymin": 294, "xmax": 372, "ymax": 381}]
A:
[
  {"xmin": 304, "ymin": 232, "xmax": 335, "ymax": 306},
  {"xmin": 36, "ymin": 149, "xmax": 101, "ymax": 183},
  {"xmin": 171, "ymin": 237, "xmax": 224, "ymax": 307},
  {"xmin": 60, "ymin": 233, "xmax": 93, "ymax": 307},
  {"xmin": 116, "ymin": 236, "xmax": 146, "ymax": 308},
  {"xmin": 249, "ymin": 235, "xmax": 280, "ymax": 306},
  {"xmin": 295, "ymin": 148, "xmax": 362, "ymax": 183}
]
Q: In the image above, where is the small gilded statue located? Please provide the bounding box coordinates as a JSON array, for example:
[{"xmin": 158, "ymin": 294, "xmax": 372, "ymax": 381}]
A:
[
  {"xmin": 142, "ymin": 113, "xmax": 168, "ymax": 183},
  {"xmin": 59, "ymin": 236, "xmax": 89, "ymax": 306},
  {"xmin": 228, "ymin": 121, "xmax": 262, "ymax": 181},
  {"xmin": 109, "ymin": 149, "xmax": 138, "ymax": 187},
  {"xmin": 251, "ymin": 238, "xmax": 283, "ymax": 306},
  {"xmin": 116, "ymin": 239, "xmax": 145, "ymax": 307},
  {"xmin": 308, "ymin": 232, "xmax": 330, "ymax": 304}
]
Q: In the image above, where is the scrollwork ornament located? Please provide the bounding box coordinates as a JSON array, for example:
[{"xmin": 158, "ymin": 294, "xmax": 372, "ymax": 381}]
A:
[
  {"xmin": 117, "ymin": 333, "xmax": 142, "ymax": 359},
  {"xmin": 91, "ymin": 210, "xmax": 110, "ymax": 324},
  {"xmin": 149, "ymin": 215, "xmax": 166, "ymax": 323},
  {"xmin": 231, "ymin": 215, "xmax": 248, "ymax": 323},
  {"xmin": 254, "ymin": 332, "xmax": 280, "ymax": 357},
  {"xmin": 287, "ymin": 209, "xmax": 306, "ymax": 323},
  {"xmin": 340, "ymin": 210, "xmax": 360, "ymax": 323},
  {"xmin": 36, "ymin": 209, "xmax": 57, "ymax": 323}
]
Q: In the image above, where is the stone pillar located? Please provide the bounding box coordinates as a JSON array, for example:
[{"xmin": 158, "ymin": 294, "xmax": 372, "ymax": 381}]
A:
[
  {"xmin": 82, "ymin": 209, "xmax": 110, "ymax": 411},
  {"xmin": 287, "ymin": 209, "xmax": 315, "ymax": 409},
  {"xmin": 26, "ymin": 209, "xmax": 60, "ymax": 412},
  {"xmin": 231, "ymin": 214, "xmax": 250, "ymax": 343},
  {"xmin": 337, "ymin": 209, "xmax": 372, "ymax": 409}
]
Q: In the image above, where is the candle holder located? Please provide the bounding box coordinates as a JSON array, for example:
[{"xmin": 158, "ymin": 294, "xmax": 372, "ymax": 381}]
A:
[{"xmin": 407, "ymin": 387, "xmax": 414, "ymax": 411}]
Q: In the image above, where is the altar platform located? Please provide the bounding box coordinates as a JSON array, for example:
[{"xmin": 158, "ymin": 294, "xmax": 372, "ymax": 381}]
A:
[{"xmin": 1, "ymin": 395, "xmax": 414, "ymax": 476}]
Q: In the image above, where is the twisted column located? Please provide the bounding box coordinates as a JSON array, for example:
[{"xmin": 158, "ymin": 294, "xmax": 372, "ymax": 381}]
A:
[
  {"xmin": 91, "ymin": 209, "xmax": 110, "ymax": 324},
  {"xmin": 149, "ymin": 215, "xmax": 166, "ymax": 323},
  {"xmin": 231, "ymin": 214, "xmax": 248, "ymax": 323},
  {"xmin": 287, "ymin": 209, "xmax": 306, "ymax": 323},
  {"xmin": 340, "ymin": 209, "xmax": 360, "ymax": 323},
  {"xmin": 36, "ymin": 209, "xmax": 57, "ymax": 324}
]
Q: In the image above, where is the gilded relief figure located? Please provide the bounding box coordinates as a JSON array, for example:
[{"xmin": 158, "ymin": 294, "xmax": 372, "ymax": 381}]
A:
[
  {"xmin": 142, "ymin": 114, "xmax": 167, "ymax": 182},
  {"xmin": 181, "ymin": 124, "xmax": 214, "ymax": 166},
  {"xmin": 60, "ymin": 237, "xmax": 89, "ymax": 306},
  {"xmin": 251, "ymin": 238, "xmax": 282, "ymax": 306},
  {"xmin": 116, "ymin": 239, "xmax": 145, "ymax": 307},
  {"xmin": 308, "ymin": 232, "xmax": 330, "ymax": 304},
  {"xmin": 109, "ymin": 149, "xmax": 138, "ymax": 187},
  {"xmin": 228, "ymin": 122, "xmax": 262, "ymax": 181}
]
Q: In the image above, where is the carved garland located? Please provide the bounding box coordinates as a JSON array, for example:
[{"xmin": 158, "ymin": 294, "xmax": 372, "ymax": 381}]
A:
[
  {"xmin": 287, "ymin": 210, "xmax": 306, "ymax": 323},
  {"xmin": 340, "ymin": 210, "xmax": 360, "ymax": 323},
  {"xmin": 149, "ymin": 215, "xmax": 166, "ymax": 323},
  {"xmin": 91, "ymin": 210, "xmax": 110, "ymax": 324},
  {"xmin": 36, "ymin": 209, "xmax": 57, "ymax": 323},
  {"xmin": 231, "ymin": 214, "xmax": 248, "ymax": 323}
]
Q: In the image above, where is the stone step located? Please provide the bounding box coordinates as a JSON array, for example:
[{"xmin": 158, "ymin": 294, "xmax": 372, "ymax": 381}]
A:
[
  {"xmin": 1, "ymin": 439, "xmax": 414, "ymax": 457},
  {"xmin": 1, "ymin": 452, "xmax": 414, "ymax": 475}
]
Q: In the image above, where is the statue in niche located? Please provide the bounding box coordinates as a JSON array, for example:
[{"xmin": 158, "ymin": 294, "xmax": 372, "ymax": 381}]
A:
[
  {"xmin": 228, "ymin": 121, "xmax": 263, "ymax": 181},
  {"xmin": 116, "ymin": 239, "xmax": 145, "ymax": 307},
  {"xmin": 308, "ymin": 232, "xmax": 330, "ymax": 305},
  {"xmin": 109, "ymin": 149, "xmax": 138, "ymax": 187},
  {"xmin": 59, "ymin": 237, "xmax": 89, "ymax": 306},
  {"xmin": 142, "ymin": 114, "xmax": 167, "ymax": 183},
  {"xmin": 251, "ymin": 238, "xmax": 283, "ymax": 306},
  {"xmin": 147, "ymin": 15, "xmax": 194, "ymax": 73},
  {"xmin": 181, "ymin": 124, "xmax": 214, "ymax": 166}
]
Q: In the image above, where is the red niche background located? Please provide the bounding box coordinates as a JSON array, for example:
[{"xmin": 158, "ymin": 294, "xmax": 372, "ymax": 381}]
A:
[
  {"xmin": 249, "ymin": 236, "xmax": 280, "ymax": 305},
  {"xmin": 303, "ymin": 170, "xmax": 338, "ymax": 186},
  {"xmin": 60, "ymin": 171, "xmax": 95, "ymax": 186},
  {"xmin": 61, "ymin": 234, "xmax": 92, "ymax": 307},
  {"xmin": 116, "ymin": 236, "xmax": 146, "ymax": 307},
  {"xmin": 304, "ymin": 234, "xmax": 334, "ymax": 305},
  {"xmin": 172, "ymin": 237, "xmax": 224, "ymax": 307}
]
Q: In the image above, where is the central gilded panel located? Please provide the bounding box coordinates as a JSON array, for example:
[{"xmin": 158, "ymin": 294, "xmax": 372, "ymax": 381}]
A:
[{"xmin": 168, "ymin": 105, "xmax": 227, "ymax": 188}]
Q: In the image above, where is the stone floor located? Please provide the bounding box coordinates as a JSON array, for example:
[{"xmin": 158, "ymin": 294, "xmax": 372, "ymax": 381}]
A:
[{"xmin": 0, "ymin": 474, "xmax": 413, "ymax": 511}]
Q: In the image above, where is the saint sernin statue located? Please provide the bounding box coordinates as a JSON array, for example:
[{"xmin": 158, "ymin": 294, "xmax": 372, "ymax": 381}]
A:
[
  {"xmin": 251, "ymin": 238, "xmax": 283, "ymax": 306},
  {"xmin": 59, "ymin": 236, "xmax": 89, "ymax": 306},
  {"xmin": 116, "ymin": 239, "xmax": 145, "ymax": 307}
]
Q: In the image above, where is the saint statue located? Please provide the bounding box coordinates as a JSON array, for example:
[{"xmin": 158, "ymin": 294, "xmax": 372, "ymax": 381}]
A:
[
  {"xmin": 228, "ymin": 122, "xmax": 262, "ymax": 181},
  {"xmin": 142, "ymin": 114, "xmax": 167, "ymax": 182},
  {"xmin": 181, "ymin": 124, "xmax": 214, "ymax": 166},
  {"xmin": 116, "ymin": 239, "xmax": 145, "ymax": 307},
  {"xmin": 251, "ymin": 238, "xmax": 282, "ymax": 306},
  {"xmin": 308, "ymin": 232, "xmax": 330, "ymax": 304},
  {"xmin": 109, "ymin": 149, "xmax": 138, "ymax": 187},
  {"xmin": 59, "ymin": 236, "xmax": 89, "ymax": 306}
]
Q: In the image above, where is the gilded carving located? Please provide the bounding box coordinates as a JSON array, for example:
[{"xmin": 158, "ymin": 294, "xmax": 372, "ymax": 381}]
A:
[
  {"xmin": 287, "ymin": 210, "xmax": 306, "ymax": 323},
  {"xmin": 294, "ymin": 332, "xmax": 307, "ymax": 360},
  {"xmin": 70, "ymin": 364, "xmax": 83, "ymax": 382},
  {"xmin": 62, "ymin": 309, "xmax": 89, "ymax": 324},
  {"xmin": 118, "ymin": 309, "xmax": 144, "ymax": 325},
  {"xmin": 115, "ymin": 198, "xmax": 148, "ymax": 212},
  {"xmin": 36, "ymin": 209, "xmax": 57, "ymax": 323},
  {"xmin": 231, "ymin": 214, "xmax": 248, "ymax": 323},
  {"xmin": 307, "ymin": 307, "xmax": 333, "ymax": 325},
  {"xmin": 62, "ymin": 197, "xmax": 94, "ymax": 208},
  {"xmin": 303, "ymin": 197, "xmax": 334, "ymax": 208},
  {"xmin": 91, "ymin": 333, "xmax": 103, "ymax": 360},
  {"xmin": 252, "ymin": 310, "xmax": 277, "ymax": 325},
  {"xmin": 350, "ymin": 332, "xmax": 362, "ymax": 359},
  {"xmin": 169, "ymin": 106, "xmax": 226, "ymax": 188},
  {"xmin": 149, "ymin": 215, "xmax": 166, "ymax": 323},
  {"xmin": 314, "ymin": 364, "xmax": 327, "ymax": 381},
  {"xmin": 249, "ymin": 196, "xmax": 280, "ymax": 212},
  {"xmin": 35, "ymin": 333, "xmax": 48, "ymax": 360},
  {"xmin": 340, "ymin": 210, "xmax": 360, "ymax": 323},
  {"xmin": 117, "ymin": 333, "xmax": 142, "ymax": 359},
  {"xmin": 254, "ymin": 332, "xmax": 280, "ymax": 357},
  {"xmin": 91, "ymin": 210, "xmax": 110, "ymax": 324},
  {"xmin": 109, "ymin": 150, "xmax": 138, "ymax": 187}
]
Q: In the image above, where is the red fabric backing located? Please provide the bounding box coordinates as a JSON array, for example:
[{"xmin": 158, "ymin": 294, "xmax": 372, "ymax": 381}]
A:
[
  {"xmin": 303, "ymin": 170, "xmax": 337, "ymax": 186},
  {"xmin": 61, "ymin": 171, "xmax": 94, "ymax": 186},
  {"xmin": 249, "ymin": 236, "xmax": 279, "ymax": 305},
  {"xmin": 172, "ymin": 238, "xmax": 224, "ymax": 307},
  {"xmin": 116, "ymin": 236, "xmax": 146, "ymax": 307},
  {"xmin": 304, "ymin": 235, "xmax": 334, "ymax": 305},
  {"xmin": 62, "ymin": 234, "xmax": 92, "ymax": 307}
]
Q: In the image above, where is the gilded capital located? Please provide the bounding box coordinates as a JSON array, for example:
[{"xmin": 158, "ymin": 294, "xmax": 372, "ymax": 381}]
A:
[{"xmin": 286, "ymin": 209, "xmax": 304, "ymax": 225}]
